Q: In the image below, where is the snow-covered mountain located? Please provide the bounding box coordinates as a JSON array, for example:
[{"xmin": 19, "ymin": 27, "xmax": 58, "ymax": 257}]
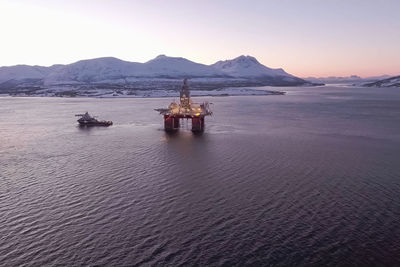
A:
[
  {"xmin": 44, "ymin": 57, "xmax": 142, "ymax": 85},
  {"xmin": 144, "ymin": 55, "xmax": 227, "ymax": 78},
  {"xmin": 212, "ymin": 55, "xmax": 308, "ymax": 85},
  {"xmin": 363, "ymin": 75, "xmax": 400, "ymax": 87},
  {"xmin": 212, "ymin": 55, "xmax": 290, "ymax": 77},
  {"xmin": 0, "ymin": 65, "xmax": 50, "ymax": 83},
  {"xmin": 44, "ymin": 55, "xmax": 230, "ymax": 85},
  {"xmin": 0, "ymin": 55, "xmax": 313, "ymax": 96}
]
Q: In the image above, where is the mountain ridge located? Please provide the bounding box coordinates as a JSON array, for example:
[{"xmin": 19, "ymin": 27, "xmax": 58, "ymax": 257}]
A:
[
  {"xmin": 0, "ymin": 55, "xmax": 304, "ymax": 82},
  {"xmin": 304, "ymin": 75, "xmax": 393, "ymax": 85},
  {"xmin": 363, "ymin": 75, "xmax": 400, "ymax": 87},
  {"xmin": 0, "ymin": 55, "xmax": 318, "ymax": 96}
]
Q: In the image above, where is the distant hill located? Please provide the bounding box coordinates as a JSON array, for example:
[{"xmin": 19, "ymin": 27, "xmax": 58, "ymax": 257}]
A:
[
  {"xmin": 363, "ymin": 75, "xmax": 400, "ymax": 87},
  {"xmin": 304, "ymin": 75, "xmax": 391, "ymax": 85},
  {"xmin": 0, "ymin": 55, "xmax": 317, "ymax": 96}
]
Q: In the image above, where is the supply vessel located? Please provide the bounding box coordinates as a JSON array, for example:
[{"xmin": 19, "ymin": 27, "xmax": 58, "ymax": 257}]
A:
[{"xmin": 75, "ymin": 112, "xmax": 113, "ymax": 126}]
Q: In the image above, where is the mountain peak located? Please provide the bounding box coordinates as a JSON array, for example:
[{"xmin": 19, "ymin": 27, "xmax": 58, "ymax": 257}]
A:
[
  {"xmin": 155, "ymin": 54, "xmax": 167, "ymax": 59},
  {"xmin": 211, "ymin": 55, "xmax": 291, "ymax": 78},
  {"xmin": 146, "ymin": 55, "xmax": 190, "ymax": 64},
  {"xmin": 235, "ymin": 55, "xmax": 258, "ymax": 62},
  {"xmin": 80, "ymin": 56, "xmax": 122, "ymax": 62},
  {"xmin": 229, "ymin": 55, "xmax": 261, "ymax": 68}
]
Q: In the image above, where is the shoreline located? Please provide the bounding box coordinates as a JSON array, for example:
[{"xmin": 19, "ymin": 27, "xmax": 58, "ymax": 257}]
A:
[{"xmin": 0, "ymin": 88, "xmax": 285, "ymax": 98}]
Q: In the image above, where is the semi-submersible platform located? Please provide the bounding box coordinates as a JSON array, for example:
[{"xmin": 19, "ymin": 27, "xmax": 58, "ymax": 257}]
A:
[{"xmin": 155, "ymin": 79, "xmax": 212, "ymax": 132}]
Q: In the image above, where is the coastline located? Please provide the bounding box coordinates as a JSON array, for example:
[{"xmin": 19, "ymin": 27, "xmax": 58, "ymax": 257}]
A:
[{"xmin": 0, "ymin": 87, "xmax": 285, "ymax": 98}]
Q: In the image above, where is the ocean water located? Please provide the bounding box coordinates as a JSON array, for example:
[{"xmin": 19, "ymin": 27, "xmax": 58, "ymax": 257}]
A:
[{"xmin": 1, "ymin": 86, "xmax": 400, "ymax": 266}]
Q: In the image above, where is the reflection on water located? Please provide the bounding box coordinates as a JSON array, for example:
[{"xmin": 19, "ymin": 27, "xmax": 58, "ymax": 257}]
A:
[
  {"xmin": 1, "ymin": 86, "xmax": 400, "ymax": 266},
  {"xmin": 77, "ymin": 125, "xmax": 95, "ymax": 131}
]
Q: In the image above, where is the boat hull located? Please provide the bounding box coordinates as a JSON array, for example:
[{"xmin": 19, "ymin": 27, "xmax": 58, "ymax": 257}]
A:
[{"xmin": 78, "ymin": 121, "xmax": 113, "ymax": 127}]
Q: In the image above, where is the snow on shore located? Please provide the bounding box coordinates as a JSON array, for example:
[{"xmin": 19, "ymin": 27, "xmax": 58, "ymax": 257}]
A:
[{"xmin": 5, "ymin": 87, "xmax": 284, "ymax": 98}]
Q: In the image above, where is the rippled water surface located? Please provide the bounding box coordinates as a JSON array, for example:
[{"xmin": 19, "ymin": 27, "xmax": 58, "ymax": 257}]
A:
[{"xmin": 1, "ymin": 86, "xmax": 400, "ymax": 266}]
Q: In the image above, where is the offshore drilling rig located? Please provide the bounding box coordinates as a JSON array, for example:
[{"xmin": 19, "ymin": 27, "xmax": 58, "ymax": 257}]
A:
[{"xmin": 155, "ymin": 79, "xmax": 212, "ymax": 132}]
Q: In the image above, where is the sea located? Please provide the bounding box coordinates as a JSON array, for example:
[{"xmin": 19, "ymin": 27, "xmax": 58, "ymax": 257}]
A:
[{"xmin": 1, "ymin": 85, "xmax": 400, "ymax": 266}]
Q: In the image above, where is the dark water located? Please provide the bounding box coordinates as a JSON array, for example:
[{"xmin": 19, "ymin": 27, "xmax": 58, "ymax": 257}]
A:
[{"xmin": 1, "ymin": 86, "xmax": 400, "ymax": 266}]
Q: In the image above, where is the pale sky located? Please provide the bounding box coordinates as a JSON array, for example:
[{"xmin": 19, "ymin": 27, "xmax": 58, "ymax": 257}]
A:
[{"xmin": 0, "ymin": 0, "xmax": 399, "ymax": 77}]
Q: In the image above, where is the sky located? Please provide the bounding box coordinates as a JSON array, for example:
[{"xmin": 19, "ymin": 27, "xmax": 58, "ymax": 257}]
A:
[{"xmin": 0, "ymin": 0, "xmax": 399, "ymax": 77}]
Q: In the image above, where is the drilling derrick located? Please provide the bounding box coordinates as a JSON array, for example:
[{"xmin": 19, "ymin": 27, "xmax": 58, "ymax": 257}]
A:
[
  {"xmin": 155, "ymin": 79, "xmax": 212, "ymax": 133},
  {"xmin": 180, "ymin": 78, "xmax": 191, "ymax": 110}
]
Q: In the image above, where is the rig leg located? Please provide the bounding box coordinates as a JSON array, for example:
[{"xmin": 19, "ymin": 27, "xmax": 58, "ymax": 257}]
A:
[
  {"xmin": 164, "ymin": 115, "xmax": 178, "ymax": 131},
  {"xmin": 192, "ymin": 116, "xmax": 205, "ymax": 132},
  {"xmin": 174, "ymin": 117, "xmax": 180, "ymax": 129}
]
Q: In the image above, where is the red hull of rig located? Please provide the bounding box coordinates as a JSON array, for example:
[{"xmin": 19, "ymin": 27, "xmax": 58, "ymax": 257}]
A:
[
  {"xmin": 155, "ymin": 79, "xmax": 212, "ymax": 133},
  {"xmin": 164, "ymin": 114, "xmax": 205, "ymax": 132}
]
